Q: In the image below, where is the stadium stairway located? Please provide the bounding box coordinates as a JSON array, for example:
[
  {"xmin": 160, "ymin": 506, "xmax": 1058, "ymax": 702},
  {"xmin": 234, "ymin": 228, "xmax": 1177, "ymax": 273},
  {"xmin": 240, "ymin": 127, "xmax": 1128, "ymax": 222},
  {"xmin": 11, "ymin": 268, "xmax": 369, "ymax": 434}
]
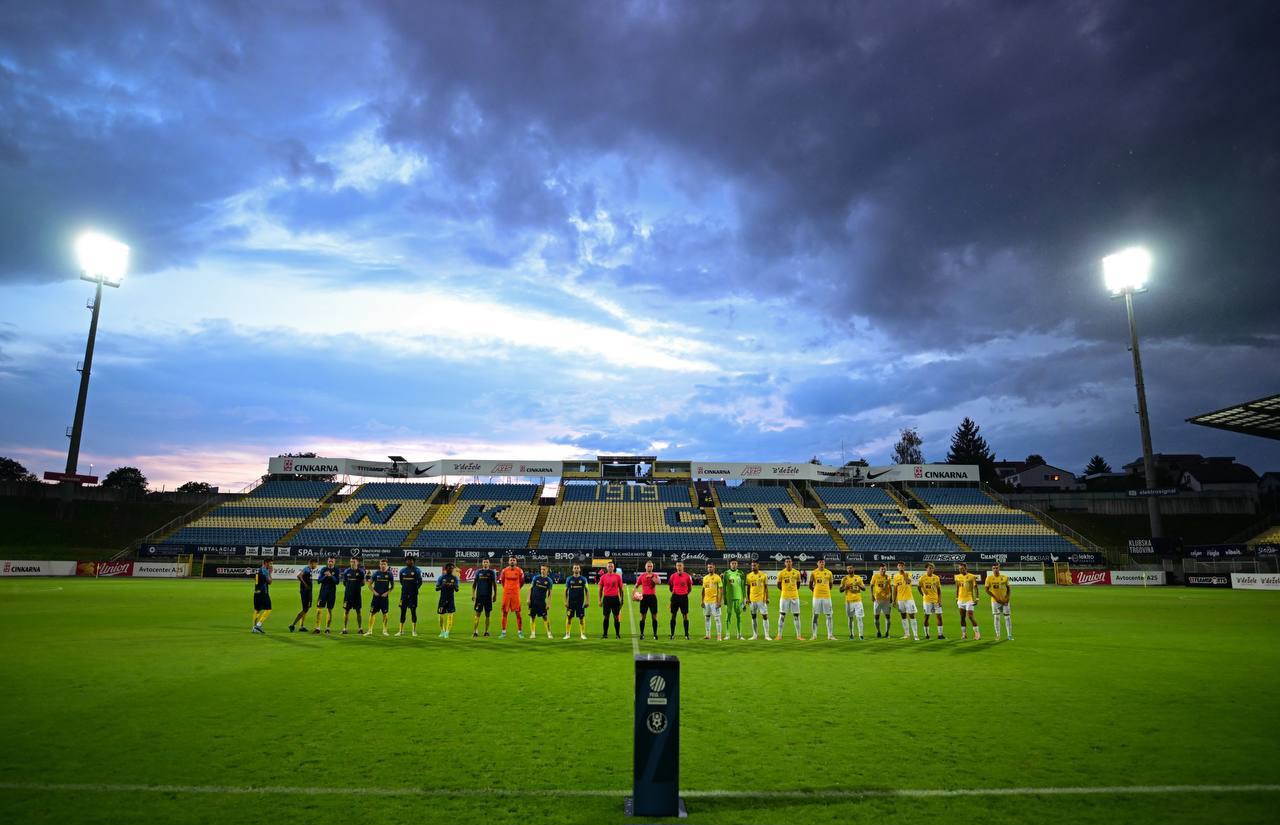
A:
[
  {"xmin": 786, "ymin": 485, "xmax": 806, "ymax": 507},
  {"xmin": 275, "ymin": 488, "xmax": 343, "ymax": 545},
  {"xmin": 401, "ymin": 504, "xmax": 442, "ymax": 548},
  {"xmin": 890, "ymin": 487, "xmax": 975, "ymax": 552},
  {"xmin": 979, "ymin": 483, "xmax": 1107, "ymax": 557},
  {"xmin": 809, "ymin": 507, "xmax": 850, "ymax": 550},
  {"xmin": 528, "ymin": 505, "xmax": 551, "ymax": 549},
  {"xmin": 702, "ymin": 507, "xmax": 727, "ymax": 550}
]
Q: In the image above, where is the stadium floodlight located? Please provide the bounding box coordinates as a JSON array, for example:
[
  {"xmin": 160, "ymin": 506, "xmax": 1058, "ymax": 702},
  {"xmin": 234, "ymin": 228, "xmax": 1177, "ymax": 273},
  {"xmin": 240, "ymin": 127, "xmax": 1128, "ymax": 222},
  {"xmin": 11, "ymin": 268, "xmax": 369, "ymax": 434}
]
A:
[
  {"xmin": 60, "ymin": 231, "xmax": 129, "ymax": 491},
  {"xmin": 76, "ymin": 231, "xmax": 129, "ymax": 287},
  {"xmin": 1103, "ymin": 246, "xmax": 1162, "ymax": 538},
  {"xmin": 1102, "ymin": 246, "xmax": 1151, "ymax": 295}
]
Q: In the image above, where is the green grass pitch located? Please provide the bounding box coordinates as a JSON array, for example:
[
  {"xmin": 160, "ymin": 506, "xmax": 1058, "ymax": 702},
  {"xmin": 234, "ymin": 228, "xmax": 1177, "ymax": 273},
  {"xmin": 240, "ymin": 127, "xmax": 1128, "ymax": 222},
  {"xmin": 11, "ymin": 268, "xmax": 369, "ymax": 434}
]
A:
[{"xmin": 1, "ymin": 578, "xmax": 1278, "ymax": 824}]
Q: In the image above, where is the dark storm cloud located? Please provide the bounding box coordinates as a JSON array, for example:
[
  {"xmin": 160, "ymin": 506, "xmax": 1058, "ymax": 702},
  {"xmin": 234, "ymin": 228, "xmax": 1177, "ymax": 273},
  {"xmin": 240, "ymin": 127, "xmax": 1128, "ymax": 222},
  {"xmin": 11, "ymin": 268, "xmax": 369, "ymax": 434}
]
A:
[
  {"xmin": 376, "ymin": 0, "xmax": 1280, "ymax": 348},
  {"xmin": 0, "ymin": 0, "xmax": 381, "ymax": 282}
]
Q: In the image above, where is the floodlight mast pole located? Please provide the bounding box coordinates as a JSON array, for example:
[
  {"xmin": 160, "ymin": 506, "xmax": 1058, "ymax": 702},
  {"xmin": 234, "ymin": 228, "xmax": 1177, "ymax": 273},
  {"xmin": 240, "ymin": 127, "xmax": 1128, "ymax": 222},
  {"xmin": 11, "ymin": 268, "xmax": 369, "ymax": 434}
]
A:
[
  {"xmin": 64, "ymin": 277, "xmax": 104, "ymax": 480},
  {"xmin": 1123, "ymin": 289, "xmax": 1163, "ymax": 539}
]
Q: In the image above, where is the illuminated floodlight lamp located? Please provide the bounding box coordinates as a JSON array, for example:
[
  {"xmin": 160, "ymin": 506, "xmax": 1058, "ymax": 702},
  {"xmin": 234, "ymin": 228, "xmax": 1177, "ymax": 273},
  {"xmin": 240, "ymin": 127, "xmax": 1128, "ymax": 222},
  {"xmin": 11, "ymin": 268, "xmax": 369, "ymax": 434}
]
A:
[
  {"xmin": 1102, "ymin": 246, "xmax": 1151, "ymax": 295},
  {"xmin": 76, "ymin": 231, "xmax": 129, "ymax": 287}
]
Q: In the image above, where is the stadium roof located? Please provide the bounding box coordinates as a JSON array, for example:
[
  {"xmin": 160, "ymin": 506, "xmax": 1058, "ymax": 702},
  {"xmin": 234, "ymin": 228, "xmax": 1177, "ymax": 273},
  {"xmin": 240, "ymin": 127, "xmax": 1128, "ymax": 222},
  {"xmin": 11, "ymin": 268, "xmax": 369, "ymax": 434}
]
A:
[{"xmin": 1187, "ymin": 394, "xmax": 1280, "ymax": 441}]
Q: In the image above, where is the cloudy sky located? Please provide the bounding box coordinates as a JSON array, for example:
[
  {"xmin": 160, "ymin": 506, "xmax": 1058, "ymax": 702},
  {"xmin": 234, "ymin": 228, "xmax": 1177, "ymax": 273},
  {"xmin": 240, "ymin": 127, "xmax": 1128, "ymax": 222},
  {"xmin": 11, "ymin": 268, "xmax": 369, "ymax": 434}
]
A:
[{"xmin": 2, "ymin": 1, "xmax": 1278, "ymax": 490}]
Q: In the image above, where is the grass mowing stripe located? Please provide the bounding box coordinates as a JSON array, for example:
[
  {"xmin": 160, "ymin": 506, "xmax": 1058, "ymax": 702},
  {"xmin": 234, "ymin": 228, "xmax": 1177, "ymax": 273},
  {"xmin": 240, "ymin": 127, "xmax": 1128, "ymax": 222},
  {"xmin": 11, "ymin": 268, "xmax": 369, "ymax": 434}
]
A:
[
  {"xmin": 1, "ymin": 782, "xmax": 1277, "ymax": 799},
  {"xmin": 627, "ymin": 589, "xmax": 641, "ymax": 655}
]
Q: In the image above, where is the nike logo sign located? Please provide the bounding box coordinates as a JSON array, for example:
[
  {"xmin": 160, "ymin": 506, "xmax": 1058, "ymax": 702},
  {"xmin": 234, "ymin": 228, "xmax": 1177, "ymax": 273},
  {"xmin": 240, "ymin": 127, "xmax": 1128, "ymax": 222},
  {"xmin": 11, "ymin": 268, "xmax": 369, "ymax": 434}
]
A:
[
  {"xmin": 866, "ymin": 470, "xmax": 892, "ymax": 479},
  {"xmin": 413, "ymin": 464, "xmax": 435, "ymax": 476}
]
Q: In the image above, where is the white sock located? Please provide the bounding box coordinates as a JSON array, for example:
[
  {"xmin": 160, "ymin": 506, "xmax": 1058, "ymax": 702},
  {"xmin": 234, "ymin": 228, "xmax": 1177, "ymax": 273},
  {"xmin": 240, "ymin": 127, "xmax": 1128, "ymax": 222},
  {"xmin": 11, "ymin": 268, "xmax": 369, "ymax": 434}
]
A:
[
  {"xmin": 901, "ymin": 618, "xmax": 909, "ymax": 635},
  {"xmin": 825, "ymin": 615, "xmax": 833, "ymax": 638},
  {"xmin": 793, "ymin": 614, "xmax": 802, "ymax": 635},
  {"xmin": 750, "ymin": 615, "xmax": 757, "ymax": 634},
  {"xmin": 1005, "ymin": 616, "xmax": 1013, "ymax": 637},
  {"xmin": 715, "ymin": 616, "xmax": 722, "ymax": 635},
  {"xmin": 994, "ymin": 617, "xmax": 1001, "ymax": 638},
  {"xmin": 909, "ymin": 617, "xmax": 919, "ymax": 637},
  {"xmin": 856, "ymin": 616, "xmax": 864, "ymax": 636},
  {"xmin": 705, "ymin": 615, "xmax": 711, "ymax": 635},
  {"xmin": 811, "ymin": 616, "xmax": 819, "ymax": 636},
  {"xmin": 763, "ymin": 618, "xmax": 771, "ymax": 636}
]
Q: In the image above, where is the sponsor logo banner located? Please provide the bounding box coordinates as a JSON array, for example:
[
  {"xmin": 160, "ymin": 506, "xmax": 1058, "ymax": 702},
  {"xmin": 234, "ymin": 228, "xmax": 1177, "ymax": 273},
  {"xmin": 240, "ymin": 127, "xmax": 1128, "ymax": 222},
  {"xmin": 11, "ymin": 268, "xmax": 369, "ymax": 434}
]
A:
[
  {"xmin": 1070, "ymin": 569, "xmax": 1111, "ymax": 586},
  {"xmin": 0, "ymin": 560, "xmax": 77, "ymax": 577},
  {"xmin": 93, "ymin": 561, "xmax": 135, "ymax": 577},
  {"xmin": 1185, "ymin": 575, "xmax": 1231, "ymax": 588},
  {"xmin": 1109, "ymin": 570, "xmax": 1167, "ymax": 586},
  {"xmin": 441, "ymin": 460, "xmax": 562, "ymax": 477},
  {"xmin": 985, "ymin": 570, "xmax": 1045, "ymax": 586},
  {"xmin": 1184, "ymin": 545, "xmax": 1252, "ymax": 561},
  {"xmin": 133, "ymin": 561, "xmax": 189, "ymax": 578},
  {"xmin": 138, "ymin": 544, "xmax": 189, "ymax": 558},
  {"xmin": 1230, "ymin": 573, "xmax": 1280, "ymax": 591}
]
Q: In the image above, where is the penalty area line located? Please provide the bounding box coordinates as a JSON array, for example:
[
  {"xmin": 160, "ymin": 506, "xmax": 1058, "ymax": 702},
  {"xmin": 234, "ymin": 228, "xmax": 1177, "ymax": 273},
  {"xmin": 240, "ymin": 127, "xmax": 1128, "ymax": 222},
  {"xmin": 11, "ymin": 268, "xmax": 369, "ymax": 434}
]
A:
[{"xmin": 0, "ymin": 782, "xmax": 1277, "ymax": 800}]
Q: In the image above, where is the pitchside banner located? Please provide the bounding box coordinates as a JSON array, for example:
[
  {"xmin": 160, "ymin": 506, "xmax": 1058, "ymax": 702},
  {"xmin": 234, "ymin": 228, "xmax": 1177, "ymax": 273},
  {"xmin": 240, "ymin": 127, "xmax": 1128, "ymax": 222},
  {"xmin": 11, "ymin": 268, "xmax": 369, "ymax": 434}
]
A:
[
  {"xmin": 1110, "ymin": 570, "xmax": 1167, "ymax": 586},
  {"xmin": 1185, "ymin": 575, "xmax": 1232, "ymax": 588},
  {"xmin": 0, "ymin": 560, "xmax": 77, "ymax": 576},
  {"xmin": 984, "ymin": 570, "xmax": 1046, "ymax": 586},
  {"xmin": 1230, "ymin": 572, "xmax": 1280, "ymax": 591},
  {"xmin": 202, "ymin": 563, "xmax": 442, "ymax": 580},
  {"xmin": 151, "ymin": 543, "xmax": 1096, "ymax": 566}
]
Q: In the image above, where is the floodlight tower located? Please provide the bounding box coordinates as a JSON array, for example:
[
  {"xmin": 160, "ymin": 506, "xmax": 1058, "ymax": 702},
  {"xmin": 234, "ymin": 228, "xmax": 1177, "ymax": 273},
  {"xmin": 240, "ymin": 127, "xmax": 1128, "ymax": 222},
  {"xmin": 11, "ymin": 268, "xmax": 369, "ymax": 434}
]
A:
[
  {"xmin": 1103, "ymin": 246, "xmax": 1163, "ymax": 539},
  {"xmin": 63, "ymin": 232, "xmax": 129, "ymax": 483}
]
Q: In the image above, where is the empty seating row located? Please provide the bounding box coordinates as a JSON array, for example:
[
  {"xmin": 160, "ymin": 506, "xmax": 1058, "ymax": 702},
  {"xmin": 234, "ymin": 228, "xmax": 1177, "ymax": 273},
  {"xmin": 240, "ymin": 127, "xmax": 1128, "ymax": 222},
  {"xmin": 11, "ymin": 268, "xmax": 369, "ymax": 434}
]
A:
[
  {"xmin": 715, "ymin": 485, "xmax": 795, "ymax": 504},
  {"xmin": 813, "ymin": 487, "xmax": 896, "ymax": 506},
  {"xmin": 842, "ymin": 534, "xmax": 962, "ymax": 551},
  {"xmin": 1248, "ymin": 526, "xmax": 1280, "ymax": 545},
  {"xmin": 538, "ymin": 532, "xmax": 717, "ymax": 551},
  {"xmin": 165, "ymin": 527, "xmax": 290, "ymax": 545},
  {"xmin": 963, "ymin": 535, "xmax": 1079, "ymax": 553},
  {"xmin": 292, "ymin": 529, "xmax": 410, "ymax": 548},
  {"xmin": 909, "ymin": 487, "xmax": 995, "ymax": 507},
  {"xmin": 456, "ymin": 483, "xmax": 539, "ymax": 502},
  {"xmin": 351, "ymin": 483, "xmax": 439, "ymax": 501},
  {"xmin": 250, "ymin": 480, "xmax": 340, "ymax": 499}
]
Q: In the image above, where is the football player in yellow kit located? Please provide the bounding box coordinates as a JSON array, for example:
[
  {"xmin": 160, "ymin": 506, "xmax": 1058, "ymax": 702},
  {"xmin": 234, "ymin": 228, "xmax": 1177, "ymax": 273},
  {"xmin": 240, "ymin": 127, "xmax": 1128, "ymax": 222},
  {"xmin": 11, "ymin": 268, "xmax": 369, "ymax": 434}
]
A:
[
  {"xmin": 917, "ymin": 563, "xmax": 945, "ymax": 640},
  {"xmin": 955, "ymin": 562, "xmax": 981, "ymax": 640}
]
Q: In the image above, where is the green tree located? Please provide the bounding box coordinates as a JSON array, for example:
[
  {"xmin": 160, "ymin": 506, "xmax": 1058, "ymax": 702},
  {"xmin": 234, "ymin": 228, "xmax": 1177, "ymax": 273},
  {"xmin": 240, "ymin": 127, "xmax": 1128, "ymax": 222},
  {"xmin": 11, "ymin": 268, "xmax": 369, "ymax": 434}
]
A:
[
  {"xmin": 891, "ymin": 428, "xmax": 924, "ymax": 464},
  {"xmin": 1084, "ymin": 455, "xmax": 1113, "ymax": 476},
  {"xmin": 176, "ymin": 481, "xmax": 217, "ymax": 494},
  {"xmin": 0, "ymin": 457, "xmax": 38, "ymax": 483},
  {"xmin": 1024, "ymin": 454, "xmax": 1046, "ymax": 467},
  {"xmin": 102, "ymin": 466, "xmax": 148, "ymax": 495},
  {"xmin": 946, "ymin": 417, "xmax": 997, "ymax": 481}
]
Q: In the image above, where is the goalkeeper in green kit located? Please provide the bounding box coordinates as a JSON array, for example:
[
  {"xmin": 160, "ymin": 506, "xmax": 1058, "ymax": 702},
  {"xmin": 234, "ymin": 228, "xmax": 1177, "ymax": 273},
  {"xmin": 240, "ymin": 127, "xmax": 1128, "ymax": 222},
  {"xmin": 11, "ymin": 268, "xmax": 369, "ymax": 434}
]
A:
[{"xmin": 722, "ymin": 558, "xmax": 748, "ymax": 640}]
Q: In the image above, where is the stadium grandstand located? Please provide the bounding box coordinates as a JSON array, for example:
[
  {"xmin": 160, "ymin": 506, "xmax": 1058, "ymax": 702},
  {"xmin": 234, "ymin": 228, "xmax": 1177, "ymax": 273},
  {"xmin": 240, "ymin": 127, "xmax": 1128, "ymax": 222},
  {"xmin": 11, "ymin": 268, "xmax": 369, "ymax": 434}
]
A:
[
  {"xmin": 414, "ymin": 483, "xmax": 540, "ymax": 551},
  {"xmin": 139, "ymin": 457, "xmax": 1105, "ymax": 568},
  {"xmin": 163, "ymin": 480, "xmax": 339, "ymax": 546},
  {"xmin": 906, "ymin": 486, "xmax": 1082, "ymax": 555}
]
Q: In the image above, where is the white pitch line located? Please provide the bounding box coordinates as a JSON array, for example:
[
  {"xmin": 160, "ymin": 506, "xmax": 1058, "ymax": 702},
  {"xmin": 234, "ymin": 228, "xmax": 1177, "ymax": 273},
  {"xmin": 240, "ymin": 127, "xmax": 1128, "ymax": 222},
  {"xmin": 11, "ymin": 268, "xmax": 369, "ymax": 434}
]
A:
[
  {"xmin": 0, "ymin": 781, "xmax": 1276, "ymax": 800},
  {"xmin": 627, "ymin": 587, "xmax": 641, "ymax": 655}
]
